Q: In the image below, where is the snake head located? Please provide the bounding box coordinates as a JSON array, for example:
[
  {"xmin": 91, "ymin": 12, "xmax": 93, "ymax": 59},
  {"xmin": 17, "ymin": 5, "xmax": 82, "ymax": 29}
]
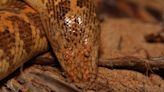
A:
[{"xmin": 24, "ymin": 0, "xmax": 100, "ymax": 87}]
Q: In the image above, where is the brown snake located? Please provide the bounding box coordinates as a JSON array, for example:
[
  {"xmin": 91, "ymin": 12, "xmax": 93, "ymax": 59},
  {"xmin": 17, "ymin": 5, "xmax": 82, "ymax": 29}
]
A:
[{"xmin": 0, "ymin": 0, "xmax": 100, "ymax": 88}]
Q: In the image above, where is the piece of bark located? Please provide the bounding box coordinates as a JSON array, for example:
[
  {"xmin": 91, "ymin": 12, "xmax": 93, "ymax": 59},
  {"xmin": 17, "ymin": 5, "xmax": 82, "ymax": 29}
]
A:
[
  {"xmin": 1, "ymin": 65, "xmax": 164, "ymax": 92},
  {"xmin": 125, "ymin": 0, "xmax": 164, "ymax": 12},
  {"xmin": 90, "ymin": 67, "xmax": 164, "ymax": 92},
  {"xmin": 98, "ymin": 0, "xmax": 161, "ymax": 23},
  {"xmin": 0, "ymin": 65, "xmax": 81, "ymax": 92},
  {"xmin": 98, "ymin": 18, "xmax": 164, "ymax": 71},
  {"xmin": 100, "ymin": 18, "xmax": 164, "ymax": 59},
  {"xmin": 31, "ymin": 72, "xmax": 81, "ymax": 92}
]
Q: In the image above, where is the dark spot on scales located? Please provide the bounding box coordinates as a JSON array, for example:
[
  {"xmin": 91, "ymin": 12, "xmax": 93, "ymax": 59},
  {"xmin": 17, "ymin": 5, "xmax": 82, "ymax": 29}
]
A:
[
  {"xmin": 7, "ymin": 16, "xmax": 33, "ymax": 53},
  {"xmin": 26, "ymin": 12, "xmax": 45, "ymax": 38},
  {"xmin": 0, "ymin": 27, "xmax": 15, "ymax": 65},
  {"xmin": 46, "ymin": 0, "xmax": 70, "ymax": 20}
]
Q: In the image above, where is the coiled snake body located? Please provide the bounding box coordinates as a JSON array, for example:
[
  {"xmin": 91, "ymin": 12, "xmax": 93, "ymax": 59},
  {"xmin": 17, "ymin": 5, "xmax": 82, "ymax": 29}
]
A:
[{"xmin": 0, "ymin": 0, "xmax": 99, "ymax": 87}]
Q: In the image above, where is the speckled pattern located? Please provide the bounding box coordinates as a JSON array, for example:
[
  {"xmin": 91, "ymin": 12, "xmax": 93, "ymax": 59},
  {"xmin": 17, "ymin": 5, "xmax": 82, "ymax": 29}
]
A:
[{"xmin": 0, "ymin": 0, "xmax": 100, "ymax": 87}]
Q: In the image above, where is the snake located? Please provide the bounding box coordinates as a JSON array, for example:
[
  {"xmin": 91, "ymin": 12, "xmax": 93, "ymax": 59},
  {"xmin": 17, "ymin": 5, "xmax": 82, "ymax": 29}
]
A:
[{"xmin": 0, "ymin": 0, "xmax": 100, "ymax": 88}]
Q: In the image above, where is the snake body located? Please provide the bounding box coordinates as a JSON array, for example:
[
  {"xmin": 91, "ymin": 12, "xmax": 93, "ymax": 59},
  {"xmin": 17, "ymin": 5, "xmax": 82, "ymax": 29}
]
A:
[
  {"xmin": 0, "ymin": 1, "xmax": 49, "ymax": 80},
  {"xmin": 0, "ymin": 0, "xmax": 99, "ymax": 86}
]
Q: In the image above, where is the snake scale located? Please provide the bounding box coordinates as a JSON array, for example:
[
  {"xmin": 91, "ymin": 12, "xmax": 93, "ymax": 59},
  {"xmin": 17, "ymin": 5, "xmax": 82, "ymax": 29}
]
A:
[{"xmin": 0, "ymin": 0, "xmax": 100, "ymax": 87}]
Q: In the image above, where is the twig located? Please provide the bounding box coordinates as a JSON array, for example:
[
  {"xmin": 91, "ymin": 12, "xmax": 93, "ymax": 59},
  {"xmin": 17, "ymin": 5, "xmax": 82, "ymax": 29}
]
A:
[{"xmin": 98, "ymin": 56, "xmax": 164, "ymax": 71}]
